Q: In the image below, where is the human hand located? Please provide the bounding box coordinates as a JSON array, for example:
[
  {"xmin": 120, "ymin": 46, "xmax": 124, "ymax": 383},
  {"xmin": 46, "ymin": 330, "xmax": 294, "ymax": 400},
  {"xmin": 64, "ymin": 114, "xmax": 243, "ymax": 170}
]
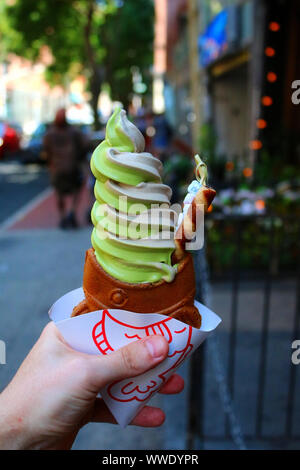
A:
[{"xmin": 0, "ymin": 322, "xmax": 184, "ymax": 450}]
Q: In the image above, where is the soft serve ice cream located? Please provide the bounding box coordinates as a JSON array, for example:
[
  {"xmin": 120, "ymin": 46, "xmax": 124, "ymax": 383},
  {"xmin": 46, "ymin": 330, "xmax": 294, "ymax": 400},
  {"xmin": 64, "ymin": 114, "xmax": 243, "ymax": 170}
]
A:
[{"xmin": 90, "ymin": 107, "xmax": 178, "ymax": 284}]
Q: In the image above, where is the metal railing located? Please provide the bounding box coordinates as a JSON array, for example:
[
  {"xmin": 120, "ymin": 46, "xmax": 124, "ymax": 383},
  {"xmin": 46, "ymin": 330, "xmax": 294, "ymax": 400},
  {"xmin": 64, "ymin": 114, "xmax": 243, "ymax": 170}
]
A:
[{"xmin": 188, "ymin": 214, "xmax": 300, "ymax": 449}]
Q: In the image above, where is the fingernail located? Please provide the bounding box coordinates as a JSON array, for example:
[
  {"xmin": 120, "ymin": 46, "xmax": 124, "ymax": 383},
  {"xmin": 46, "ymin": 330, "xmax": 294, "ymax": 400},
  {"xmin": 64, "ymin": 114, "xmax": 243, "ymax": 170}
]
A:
[{"xmin": 145, "ymin": 336, "xmax": 167, "ymax": 358}]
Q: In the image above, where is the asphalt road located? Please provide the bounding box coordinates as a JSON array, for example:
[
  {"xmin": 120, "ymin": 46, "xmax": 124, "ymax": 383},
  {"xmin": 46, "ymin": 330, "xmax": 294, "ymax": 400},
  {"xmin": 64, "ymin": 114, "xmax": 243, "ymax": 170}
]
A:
[{"xmin": 0, "ymin": 160, "xmax": 50, "ymax": 225}]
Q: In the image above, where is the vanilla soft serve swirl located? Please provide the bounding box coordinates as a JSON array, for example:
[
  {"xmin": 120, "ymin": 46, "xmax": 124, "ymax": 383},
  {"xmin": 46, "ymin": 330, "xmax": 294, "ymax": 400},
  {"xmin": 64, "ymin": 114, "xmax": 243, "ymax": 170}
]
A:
[{"xmin": 90, "ymin": 108, "xmax": 177, "ymax": 283}]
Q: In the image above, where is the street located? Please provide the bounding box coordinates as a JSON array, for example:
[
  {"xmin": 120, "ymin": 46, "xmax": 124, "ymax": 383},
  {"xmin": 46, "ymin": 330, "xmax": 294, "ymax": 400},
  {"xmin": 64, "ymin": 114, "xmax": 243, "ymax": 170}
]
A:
[
  {"xmin": 0, "ymin": 159, "xmax": 93, "ymax": 230},
  {"xmin": 0, "ymin": 161, "xmax": 50, "ymax": 226}
]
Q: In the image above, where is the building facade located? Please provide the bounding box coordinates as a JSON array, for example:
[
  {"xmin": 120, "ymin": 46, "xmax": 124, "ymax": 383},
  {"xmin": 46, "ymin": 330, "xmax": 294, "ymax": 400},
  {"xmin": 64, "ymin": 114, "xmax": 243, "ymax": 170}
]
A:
[
  {"xmin": 154, "ymin": 0, "xmax": 300, "ymax": 178},
  {"xmin": 0, "ymin": 52, "xmax": 68, "ymax": 135}
]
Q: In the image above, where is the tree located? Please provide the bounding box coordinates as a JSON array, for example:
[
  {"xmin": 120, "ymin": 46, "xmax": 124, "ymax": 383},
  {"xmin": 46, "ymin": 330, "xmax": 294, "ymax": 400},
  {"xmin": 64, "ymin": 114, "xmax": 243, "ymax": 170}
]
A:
[
  {"xmin": 101, "ymin": 0, "xmax": 154, "ymax": 108},
  {"xmin": 2, "ymin": 0, "xmax": 153, "ymax": 129}
]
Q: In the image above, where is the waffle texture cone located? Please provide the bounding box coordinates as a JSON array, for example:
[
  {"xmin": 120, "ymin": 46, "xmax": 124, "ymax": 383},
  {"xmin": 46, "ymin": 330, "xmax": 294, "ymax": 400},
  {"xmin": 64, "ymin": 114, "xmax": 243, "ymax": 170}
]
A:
[{"xmin": 72, "ymin": 248, "xmax": 201, "ymax": 328}]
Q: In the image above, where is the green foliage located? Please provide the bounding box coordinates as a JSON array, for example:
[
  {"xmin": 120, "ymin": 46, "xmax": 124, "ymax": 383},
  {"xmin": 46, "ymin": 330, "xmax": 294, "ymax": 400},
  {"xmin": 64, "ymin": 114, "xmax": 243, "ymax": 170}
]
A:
[
  {"xmin": 254, "ymin": 149, "xmax": 300, "ymax": 186},
  {"xmin": 0, "ymin": 1, "xmax": 21, "ymax": 60},
  {"xmin": 101, "ymin": 0, "xmax": 154, "ymax": 105},
  {"xmin": 163, "ymin": 153, "xmax": 194, "ymax": 201},
  {"xmin": 4, "ymin": 0, "xmax": 88, "ymax": 79},
  {"xmin": 198, "ymin": 122, "xmax": 217, "ymax": 162},
  {"xmin": 1, "ymin": 0, "xmax": 154, "ymax": 118},
  {"xmin": 163, "ymin": 154, "xmax": 194, "ymax": 180},
  {"xmin": 206, "ymin": 216, "xmax": 299, "ymax": 277}
]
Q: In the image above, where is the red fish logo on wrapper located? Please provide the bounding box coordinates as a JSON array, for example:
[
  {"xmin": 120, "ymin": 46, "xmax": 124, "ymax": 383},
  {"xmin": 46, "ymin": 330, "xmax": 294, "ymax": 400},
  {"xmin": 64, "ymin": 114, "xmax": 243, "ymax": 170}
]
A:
[
  {"xmin": 49, "ymin": 288, "xmax": 221, "ymax": 427},
  {"xmin": 92, "ymin": 309, "xmax": 193, "ymax": 403}
]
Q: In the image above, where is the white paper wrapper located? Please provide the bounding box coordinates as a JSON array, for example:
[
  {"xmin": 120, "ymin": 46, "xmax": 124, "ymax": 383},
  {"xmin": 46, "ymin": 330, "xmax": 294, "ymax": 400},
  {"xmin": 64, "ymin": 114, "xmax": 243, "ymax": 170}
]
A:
[{"xmin": 49, "ymin": 287, "xmax": 221, "ymax": 427}]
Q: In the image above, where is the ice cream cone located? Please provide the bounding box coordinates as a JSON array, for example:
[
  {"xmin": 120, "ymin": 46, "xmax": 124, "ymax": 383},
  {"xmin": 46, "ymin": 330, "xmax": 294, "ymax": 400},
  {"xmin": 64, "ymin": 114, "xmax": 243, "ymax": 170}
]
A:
[
  {"xmin": 71, "ymin": 248, "xmax": 201, "ymax": 328},
  {"xmin": 72, "ymin": 109, "xmax": 215, "ymax": 330}
]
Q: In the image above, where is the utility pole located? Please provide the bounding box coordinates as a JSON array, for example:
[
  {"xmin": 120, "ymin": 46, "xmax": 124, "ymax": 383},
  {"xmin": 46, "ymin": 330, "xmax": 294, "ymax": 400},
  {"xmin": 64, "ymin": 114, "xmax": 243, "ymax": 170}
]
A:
[{"xmin": 187, "ymin": 0, "xmax": 201, "ymax": 152}]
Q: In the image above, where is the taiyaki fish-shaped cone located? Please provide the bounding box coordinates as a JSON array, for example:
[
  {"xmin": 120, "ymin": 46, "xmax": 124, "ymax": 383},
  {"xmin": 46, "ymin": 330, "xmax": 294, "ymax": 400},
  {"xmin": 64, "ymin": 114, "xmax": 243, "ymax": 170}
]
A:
[
  {"xmin": 72, "ymin": 248, "xmax": 201, "ymax": 328},
  {"xmin": 173, "ymin": 155, "xmax": 216, "ymax": 264}
]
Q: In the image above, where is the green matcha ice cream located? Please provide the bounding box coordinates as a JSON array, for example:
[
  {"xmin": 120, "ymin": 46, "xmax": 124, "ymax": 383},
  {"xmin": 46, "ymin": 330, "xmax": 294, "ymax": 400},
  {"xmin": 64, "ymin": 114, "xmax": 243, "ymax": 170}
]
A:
[{"xmin": 90, "ymin": 107, "xmax": 177, "ymax": 284}]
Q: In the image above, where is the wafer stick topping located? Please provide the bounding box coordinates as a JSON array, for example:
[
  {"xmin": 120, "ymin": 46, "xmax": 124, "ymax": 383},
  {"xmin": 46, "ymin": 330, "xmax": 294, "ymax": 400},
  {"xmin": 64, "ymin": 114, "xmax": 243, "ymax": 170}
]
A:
[{"xmin": 173, "ymin": 155, "xmax": 216, "ymax": 263}]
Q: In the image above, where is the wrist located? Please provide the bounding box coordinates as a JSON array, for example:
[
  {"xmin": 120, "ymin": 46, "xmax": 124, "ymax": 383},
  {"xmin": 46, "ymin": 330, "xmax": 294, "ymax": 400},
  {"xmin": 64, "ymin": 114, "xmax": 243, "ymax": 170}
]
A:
[{"xmin": 0, "ymin": 390, "xmax": 32, "ymax": 450}]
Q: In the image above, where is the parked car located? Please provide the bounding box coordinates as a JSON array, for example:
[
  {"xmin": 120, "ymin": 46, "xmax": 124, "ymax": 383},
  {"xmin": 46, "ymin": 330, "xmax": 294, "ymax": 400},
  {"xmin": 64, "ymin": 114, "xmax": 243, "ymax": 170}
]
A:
[
  {"xmin": 23, "ymin": 122, "xmax": 95, "ymax": 164},
  {"xmin": 22, "ymin": 123, "xmax": 50, "ymax": 164},
  {"xmin": 0, "ymin": 121, "xmax": 21, "ymax": 160}
]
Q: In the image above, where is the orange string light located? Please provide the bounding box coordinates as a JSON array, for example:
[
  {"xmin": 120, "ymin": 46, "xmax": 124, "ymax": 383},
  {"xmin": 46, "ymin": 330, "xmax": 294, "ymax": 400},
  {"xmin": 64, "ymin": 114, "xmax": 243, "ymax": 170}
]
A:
[
  {"xmin": 249, "ymin": 140, "xmax": 263, "ymax": 150},
  {"xmin": 256, "ymin": 119, "xmax": 267, "ymax": 129},
  {"xmin": 243, "ymin": 168, "xmax": 253, "ymax": 178},
  {"xmin": 262, "ymin": 96, "xmax": 273, "ymax": 106},
  {"xmin": 269, "ymin": 22, "xmax": 280, "ymax": 32},
  {"xmin": 265, "ymin": 47, "xmax": 275, "ymax": 57},
  {"xmin": 267, "ymin": 72, "xmax": 277, "ymax": 83}
]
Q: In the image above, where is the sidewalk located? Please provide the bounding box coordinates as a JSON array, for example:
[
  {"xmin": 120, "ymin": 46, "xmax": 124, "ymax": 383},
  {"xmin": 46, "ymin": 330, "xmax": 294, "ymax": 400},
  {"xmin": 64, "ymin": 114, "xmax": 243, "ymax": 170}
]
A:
[
  {"xmin": 0, "ymin": 227, "xmax": 190, "ymax": 450},
  {"xmin": 4, "ymin": 181, "xmax": 91, "ymax": 231}
]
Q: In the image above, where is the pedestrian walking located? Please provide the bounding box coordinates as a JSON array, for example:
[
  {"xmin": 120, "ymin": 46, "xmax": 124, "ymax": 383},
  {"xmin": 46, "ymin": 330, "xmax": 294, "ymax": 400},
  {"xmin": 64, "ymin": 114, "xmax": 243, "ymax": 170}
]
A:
[{"xmin": 43, "ymin": 108, "xmax": 88, "ymax": 229}]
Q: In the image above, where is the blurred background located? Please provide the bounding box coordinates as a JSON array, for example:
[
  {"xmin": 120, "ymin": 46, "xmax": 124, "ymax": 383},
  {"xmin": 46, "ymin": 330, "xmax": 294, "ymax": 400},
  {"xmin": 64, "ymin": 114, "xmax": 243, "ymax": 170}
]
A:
[{"xmin": 0, "ymin": 0, "xmax": 299, "ymax": 450}]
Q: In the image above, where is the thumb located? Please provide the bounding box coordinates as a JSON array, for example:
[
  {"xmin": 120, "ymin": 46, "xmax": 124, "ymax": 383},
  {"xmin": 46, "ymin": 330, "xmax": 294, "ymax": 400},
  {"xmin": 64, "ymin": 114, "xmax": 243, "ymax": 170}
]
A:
[{"xmin": 87, "ymin": 335, "xmax": 169, "ymax": 390}]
